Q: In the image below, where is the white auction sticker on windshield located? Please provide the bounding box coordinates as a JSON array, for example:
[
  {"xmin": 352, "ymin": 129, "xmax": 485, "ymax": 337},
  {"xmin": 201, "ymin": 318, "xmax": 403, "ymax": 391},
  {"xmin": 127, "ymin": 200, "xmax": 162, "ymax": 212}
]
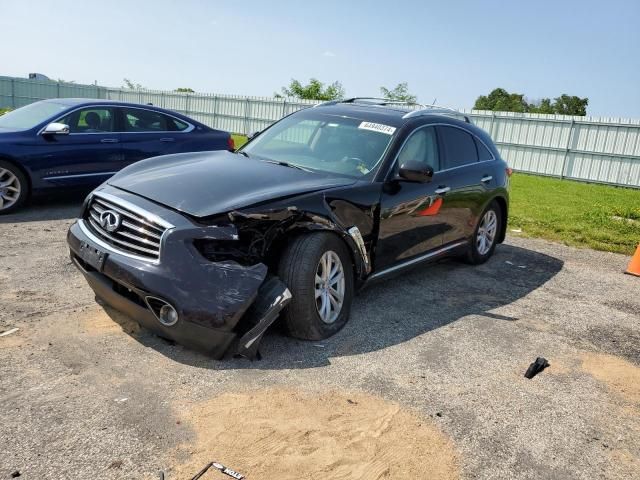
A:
[{"xmin": 358, "ymin": 121, "xmax": 396, "ymax": 135}]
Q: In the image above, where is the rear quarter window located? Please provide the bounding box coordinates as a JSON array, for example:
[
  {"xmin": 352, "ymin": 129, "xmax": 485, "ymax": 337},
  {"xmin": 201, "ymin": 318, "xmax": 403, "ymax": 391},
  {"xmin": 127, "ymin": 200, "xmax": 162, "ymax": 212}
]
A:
[
  {"xmin": 475, "ymin": 137, "xmax": 494, "ymax": 161},
  {"xmin": 438, "ymin": 126, "xmax": 478, "ymax": 170}
]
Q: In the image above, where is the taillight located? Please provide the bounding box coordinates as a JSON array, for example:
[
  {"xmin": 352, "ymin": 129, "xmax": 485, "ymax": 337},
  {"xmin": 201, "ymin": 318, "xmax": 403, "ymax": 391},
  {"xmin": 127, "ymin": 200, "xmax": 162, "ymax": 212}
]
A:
[
  {"xmin": 228, "ymin": 136, "xmax": 235, "ymax": 151},
  {"xmin": 506, "ymin": 167, "xmax": 513, "ymax": 177}
]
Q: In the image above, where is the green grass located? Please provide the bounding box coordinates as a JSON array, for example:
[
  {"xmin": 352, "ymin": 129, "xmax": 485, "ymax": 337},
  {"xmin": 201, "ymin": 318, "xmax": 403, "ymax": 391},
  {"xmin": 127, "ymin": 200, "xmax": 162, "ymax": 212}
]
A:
[{"xmin": 509, "ymin": 173, "xmax": 640, "ymax": 255}]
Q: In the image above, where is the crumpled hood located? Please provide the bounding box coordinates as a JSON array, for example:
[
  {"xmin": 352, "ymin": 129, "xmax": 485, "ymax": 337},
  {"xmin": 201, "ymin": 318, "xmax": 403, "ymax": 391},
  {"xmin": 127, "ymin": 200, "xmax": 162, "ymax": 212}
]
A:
[{"xmin": 108, "ymin": 150, "xmax": 356, "ymax": 218}]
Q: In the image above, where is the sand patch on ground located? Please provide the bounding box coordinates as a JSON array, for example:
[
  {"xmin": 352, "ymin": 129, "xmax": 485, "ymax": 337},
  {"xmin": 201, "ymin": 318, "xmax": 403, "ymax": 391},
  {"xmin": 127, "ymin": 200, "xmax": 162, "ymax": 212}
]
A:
[
  {"xmin": 169, "ymin": 389, "xmax": 459, "ymax": 480},
  {"xmin": 581, "ymin": 352, "xmax": 640, "ymax": 404},
  {"xmin": 81, "ymin": 307, "xmax": 140, "ymax": 337}
]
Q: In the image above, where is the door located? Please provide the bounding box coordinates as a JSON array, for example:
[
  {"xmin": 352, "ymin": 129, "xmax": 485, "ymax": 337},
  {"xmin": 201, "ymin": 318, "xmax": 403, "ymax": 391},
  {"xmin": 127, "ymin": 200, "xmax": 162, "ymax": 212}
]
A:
[
  {"xmin": 376, "ymin": 126, "xmax": 454, "ymax": 270},
  {"xmin": 436, "ymin": 125, "xmax": 491, "ymax": 245},
  {"xmin": 33, "ymin": 106, "xmax": 123, "ymax": 188},
  {"xmin": 118, "ymin": 107, "xmax": 190, "ymax": 165}
]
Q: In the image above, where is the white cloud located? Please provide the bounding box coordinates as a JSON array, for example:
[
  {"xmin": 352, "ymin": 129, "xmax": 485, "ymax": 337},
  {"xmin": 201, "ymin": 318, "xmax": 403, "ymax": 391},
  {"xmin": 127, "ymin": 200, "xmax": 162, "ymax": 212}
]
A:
[{"xmin": 322, "ymin": 51, "xmax": 336, "ymax": 57}]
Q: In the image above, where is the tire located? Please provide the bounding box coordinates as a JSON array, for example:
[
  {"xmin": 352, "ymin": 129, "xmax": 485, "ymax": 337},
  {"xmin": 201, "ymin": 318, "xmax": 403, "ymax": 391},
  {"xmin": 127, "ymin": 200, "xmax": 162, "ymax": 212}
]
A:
[
  {"xmin": 278, "ymin": 232, "xmax": 354, "ymax": 340},
  {"xmin": 0, "ymin": 160, "xmax": 29, "ymax": 215},
  {"xmin": 465, "ymin": 200, "xmax": 502, "ymax": 265}
]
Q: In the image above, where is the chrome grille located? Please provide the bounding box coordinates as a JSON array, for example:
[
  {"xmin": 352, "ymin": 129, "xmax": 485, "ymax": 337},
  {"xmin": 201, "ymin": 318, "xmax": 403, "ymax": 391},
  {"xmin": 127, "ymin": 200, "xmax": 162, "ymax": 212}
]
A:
[{"xmin": 84, "ymin": 194, "xmax": 171, "ymax": 261}]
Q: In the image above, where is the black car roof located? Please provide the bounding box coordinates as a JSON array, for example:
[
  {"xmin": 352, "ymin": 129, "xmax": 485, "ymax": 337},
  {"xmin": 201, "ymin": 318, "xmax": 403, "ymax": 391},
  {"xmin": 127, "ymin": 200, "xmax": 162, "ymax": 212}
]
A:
[{"xmin": 311, "ymin": 101, "xmax": 471, "ymax": 128}]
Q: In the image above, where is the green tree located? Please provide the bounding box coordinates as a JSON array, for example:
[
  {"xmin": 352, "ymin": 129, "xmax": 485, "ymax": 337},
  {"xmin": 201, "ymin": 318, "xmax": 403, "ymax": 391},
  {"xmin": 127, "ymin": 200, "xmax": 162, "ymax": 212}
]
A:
[
  {"xmin": 474, "ymin": 88, "xmax": 588, "ymax": 115},
  {"xmin": 474, "ymin": 88, "xmax": 528, "ymax": 113},
  {"xmin": 277, "ymin": 78, "xmax": 345, "ymax": 101},
  {"xmin": 123, "ymin": 78, "xmax": 144, "ymax": 90},
  {"xmin": 528, "ymin": 98, "xmax": 555, "ymax": 114},
  {"xmin": 552, "ymin": 94, "xmax": 588, "ymax": 116},
  {"xmin": 175, "ymin": 87, "xmax": 195, "ymax": 93},
  {"xmin": 380, "ymin": 82, "xmax": 417, "ymax": 103}
]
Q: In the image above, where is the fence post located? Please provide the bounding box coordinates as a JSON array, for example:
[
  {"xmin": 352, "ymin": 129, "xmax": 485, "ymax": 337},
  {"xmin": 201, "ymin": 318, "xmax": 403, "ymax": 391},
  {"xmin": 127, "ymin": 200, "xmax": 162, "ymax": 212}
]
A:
[
  {"xmin": 282, "ymin": 98, "xmax": 287, "ymax": 118},
  {"xmin": 10, "ymin": 78, "xmax": 15, "ymax": 108},
  {"xmin": 212, "ymin": 95, "xmax": 218, "ymax": 129},
  {"xmin": 489, "ymin": 111, "xmax": 497, "ymax": 138},
  {"xmin": 560, "ymin": 119, "xmax": 576, "ymax": 179},
  {"xmin": 244, "ymin": 98, "xmax": 250, "ymax": 135}
]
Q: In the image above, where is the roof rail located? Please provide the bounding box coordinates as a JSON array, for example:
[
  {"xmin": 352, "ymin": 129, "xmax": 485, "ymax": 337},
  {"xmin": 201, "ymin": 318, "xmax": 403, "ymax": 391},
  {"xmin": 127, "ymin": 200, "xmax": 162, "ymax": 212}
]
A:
[
  {"xmin": 403, "ymin": 104, "xmax": 470, "ymax": 123},
  {"xmin": 314, "ymin": 97, "xmax": 423, "ymax": 108},
  {"xmin": 314, "ymin": 98, "xmax": 470, "ymax": 123}
]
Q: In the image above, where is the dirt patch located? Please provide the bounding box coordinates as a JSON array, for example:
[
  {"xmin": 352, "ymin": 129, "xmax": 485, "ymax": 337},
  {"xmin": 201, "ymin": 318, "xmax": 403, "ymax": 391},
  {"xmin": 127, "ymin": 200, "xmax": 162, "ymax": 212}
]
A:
[
  {"xmin": 81, "ymin": 307, "xmax": 141, "ymax": 337},
  {"xmin": 169, "ymin": 389, "xmax": 459, "ymax": 480},
  {"xmin": 586, "ymin": 325, "xmax": 640, "ymax": 365},
  {"xmin": 581, "ymin": 352, "xmax": 640, "ymax": 404}
]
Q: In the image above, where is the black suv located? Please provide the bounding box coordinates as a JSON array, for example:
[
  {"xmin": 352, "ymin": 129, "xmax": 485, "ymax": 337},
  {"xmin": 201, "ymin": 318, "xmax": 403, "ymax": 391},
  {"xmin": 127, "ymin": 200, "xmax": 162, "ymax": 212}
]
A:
[{"xmin": 67, "ymin": 98, "xmax": 510, "ymax": 359}]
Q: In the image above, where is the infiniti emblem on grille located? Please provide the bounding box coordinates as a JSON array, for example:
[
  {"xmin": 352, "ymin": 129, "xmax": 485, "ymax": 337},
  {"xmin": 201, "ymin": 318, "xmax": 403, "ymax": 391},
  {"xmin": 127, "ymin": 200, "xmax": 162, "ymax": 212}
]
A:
[{"xmin": 99, "ymin": 210, "xmax": 121, "ymax": 232}]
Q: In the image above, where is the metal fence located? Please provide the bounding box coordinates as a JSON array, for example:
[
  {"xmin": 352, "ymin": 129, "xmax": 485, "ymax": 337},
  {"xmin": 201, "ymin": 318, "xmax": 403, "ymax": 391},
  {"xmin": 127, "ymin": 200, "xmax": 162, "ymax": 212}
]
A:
[{"xmin": 1, "ymin": 75, "xmax": 639, "ymax": 188}]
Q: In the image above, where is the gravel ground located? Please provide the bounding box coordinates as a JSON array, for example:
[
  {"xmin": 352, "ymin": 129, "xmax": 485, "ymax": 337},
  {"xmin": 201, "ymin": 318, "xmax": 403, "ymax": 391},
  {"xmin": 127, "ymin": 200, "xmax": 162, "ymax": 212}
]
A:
[{"xmin": 0, "ymin": 196, "xmax": 639, "ymax": 480}]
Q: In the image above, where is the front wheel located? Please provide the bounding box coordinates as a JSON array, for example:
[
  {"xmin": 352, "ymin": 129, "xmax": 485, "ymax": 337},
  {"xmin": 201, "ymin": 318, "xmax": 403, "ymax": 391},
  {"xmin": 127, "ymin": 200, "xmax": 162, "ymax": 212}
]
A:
[
  {"xmin": 465, "ymin": 201, "xmax": 501, "ymax": 265},
  {"xmin": 278, "ymin": 233, "xmax": 354, "ymax": 340},
  {"xmin": 0, "ymin": 160, "xmax": 29, "ymax": 214}
]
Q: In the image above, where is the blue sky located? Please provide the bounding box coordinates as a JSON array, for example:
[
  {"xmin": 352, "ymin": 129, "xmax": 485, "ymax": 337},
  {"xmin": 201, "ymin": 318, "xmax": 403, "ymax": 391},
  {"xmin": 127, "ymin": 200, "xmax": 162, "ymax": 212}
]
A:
[{"xmin": 1, "ymin": 0, "xmax": 639, "ymax": 117}]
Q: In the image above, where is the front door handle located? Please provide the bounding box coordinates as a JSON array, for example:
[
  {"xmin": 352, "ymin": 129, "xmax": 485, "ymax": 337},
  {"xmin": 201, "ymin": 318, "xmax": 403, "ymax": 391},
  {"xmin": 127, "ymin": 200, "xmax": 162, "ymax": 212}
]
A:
[
  {"xmin": 100, "ymin": 138, "xmax": 119, "ymax": 143},
  {"xmin": 435, "ymin": 186, "xmax": 451, "ymax": 195},
  {"xmin": 480, "ymin": 175, "xmax": 493, "ymax": 183},
  {"xmin": 160, "ymin": 137, "xmax": 175, "ymax": 142}
]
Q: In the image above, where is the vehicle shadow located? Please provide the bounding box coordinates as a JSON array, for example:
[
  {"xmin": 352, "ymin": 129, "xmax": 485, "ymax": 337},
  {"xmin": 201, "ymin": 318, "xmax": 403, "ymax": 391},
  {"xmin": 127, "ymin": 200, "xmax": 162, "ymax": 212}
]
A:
[
  {"xmin": 102, "ymin": 243, "xmax": 564, "ymax": 370},
  {"xmin": 0, "ymin": 192, "xmax": 87, "ymax": 224}
]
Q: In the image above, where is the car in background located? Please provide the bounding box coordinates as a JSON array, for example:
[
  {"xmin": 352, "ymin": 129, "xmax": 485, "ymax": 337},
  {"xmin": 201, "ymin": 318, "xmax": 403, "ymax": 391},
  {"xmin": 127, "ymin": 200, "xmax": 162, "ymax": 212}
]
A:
[
  {"xmin": 0, "ymin": 99, "xmax": 233, "ymax": 214},
  {"xmin": 66, "ymin": 97, "xmax": 510, "ymax": 359}
]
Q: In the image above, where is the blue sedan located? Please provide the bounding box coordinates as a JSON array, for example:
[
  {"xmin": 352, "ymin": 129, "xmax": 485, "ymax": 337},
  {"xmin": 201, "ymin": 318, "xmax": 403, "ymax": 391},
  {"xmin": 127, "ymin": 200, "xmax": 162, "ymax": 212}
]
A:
[{"xmin": 0, "ymin": 99, "xmax": 233, "ymax": 213}]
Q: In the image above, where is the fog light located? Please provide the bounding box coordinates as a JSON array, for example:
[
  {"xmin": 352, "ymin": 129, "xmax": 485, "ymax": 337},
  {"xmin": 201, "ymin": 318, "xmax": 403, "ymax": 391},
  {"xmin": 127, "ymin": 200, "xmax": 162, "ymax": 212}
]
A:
[{"xmin": 159, "ymin": 304, "xmax": 179, "ymax": 326}]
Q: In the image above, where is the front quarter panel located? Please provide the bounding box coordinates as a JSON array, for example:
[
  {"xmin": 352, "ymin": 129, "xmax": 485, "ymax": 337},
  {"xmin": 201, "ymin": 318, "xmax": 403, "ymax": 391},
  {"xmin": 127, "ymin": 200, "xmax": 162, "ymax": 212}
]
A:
[{"xmin": 227, "ymin": 182, "xmax": 383, "ymax": 282}]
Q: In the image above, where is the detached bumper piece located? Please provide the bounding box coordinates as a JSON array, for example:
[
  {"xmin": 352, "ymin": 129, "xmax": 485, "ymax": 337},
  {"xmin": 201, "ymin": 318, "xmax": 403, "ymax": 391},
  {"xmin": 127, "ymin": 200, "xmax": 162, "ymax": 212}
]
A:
[{"xmin": 233, "ymin": 277, "xmax": 292, "ymax": 360}]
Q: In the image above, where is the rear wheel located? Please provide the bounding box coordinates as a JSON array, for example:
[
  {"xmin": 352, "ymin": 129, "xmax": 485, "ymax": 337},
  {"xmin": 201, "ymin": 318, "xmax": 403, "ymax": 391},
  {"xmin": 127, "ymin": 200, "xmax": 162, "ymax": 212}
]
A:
[
  {"xmin": 0, "ymin": 160, "xmax": 28, "ymax": 214},
  {"xmin": 465, "ymin": 201, "xmax": 501, "ymax": 265},
  {"xmin": 278, "ymin": 233, "xmax": 354, "ymax": 340}
]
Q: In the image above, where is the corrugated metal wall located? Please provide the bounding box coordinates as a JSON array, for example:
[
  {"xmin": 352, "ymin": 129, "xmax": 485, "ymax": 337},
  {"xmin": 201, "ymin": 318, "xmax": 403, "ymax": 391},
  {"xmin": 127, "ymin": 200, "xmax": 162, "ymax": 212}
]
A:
[{"xmin": 1, "ymin": 75, "xmax": 639, "ymax": 188}]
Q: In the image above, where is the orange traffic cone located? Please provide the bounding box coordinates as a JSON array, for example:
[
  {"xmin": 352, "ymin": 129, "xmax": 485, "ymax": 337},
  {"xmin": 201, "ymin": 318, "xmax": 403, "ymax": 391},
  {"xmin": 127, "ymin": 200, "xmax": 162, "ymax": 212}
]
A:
[{"xmin": 625, "ymin": 244, "xmax": 640, "ymax": 277}]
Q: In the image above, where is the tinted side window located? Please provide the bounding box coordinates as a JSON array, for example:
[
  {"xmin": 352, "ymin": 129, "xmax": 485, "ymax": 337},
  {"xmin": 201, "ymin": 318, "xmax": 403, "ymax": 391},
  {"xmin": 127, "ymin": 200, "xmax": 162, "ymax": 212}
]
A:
[
  {"xmin": 122, "ymin": 108, "xmax": 173, "ymax": 132},
  {"xmin": 397, "ymin": 126, "xmax": 439, "ymax": 170},
  {"xmin": 61, "ymin": 107, "xmax": 115, "ymax": 133},
  {"xmin": 438, "ymin": 126, "xmax": 478, "ymax": 169},
  {"xmin": 475, "ymin": 137, "xmax": 494, "ymax": 161},
  {"xmin": 171, "ymin": 118, "xmax": 190, "ymax": 131}
]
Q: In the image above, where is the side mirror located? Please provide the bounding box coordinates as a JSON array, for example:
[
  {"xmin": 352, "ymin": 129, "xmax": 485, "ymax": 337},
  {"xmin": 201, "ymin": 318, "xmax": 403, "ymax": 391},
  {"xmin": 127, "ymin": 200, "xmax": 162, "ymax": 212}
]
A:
[
  {"xmin": 398, "ymin": 161, "xmax": 434, "ymax": 183},
  {"xmin": 42, "ymin": 122, "xmax": 70, "ymax": 135}
]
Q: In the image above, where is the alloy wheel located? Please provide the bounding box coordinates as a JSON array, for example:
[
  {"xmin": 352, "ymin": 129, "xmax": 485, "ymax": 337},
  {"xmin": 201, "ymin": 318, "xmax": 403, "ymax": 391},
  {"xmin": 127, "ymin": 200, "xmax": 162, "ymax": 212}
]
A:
[
  {"xmin": 0, "ymin": 168, "xmax": 21, "ymax": 211},
  {"xmin": 476, "ymin": 210, "xmax": 498, "ymax": 255},
  {"xmin": 314, "ymin": 250, "xmax": 345, "ymax": 324}
]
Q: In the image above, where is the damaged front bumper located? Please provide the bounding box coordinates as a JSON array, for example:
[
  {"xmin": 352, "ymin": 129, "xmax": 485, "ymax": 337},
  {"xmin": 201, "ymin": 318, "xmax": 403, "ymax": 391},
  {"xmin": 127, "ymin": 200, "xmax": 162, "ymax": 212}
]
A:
[{"xmin": 67, "ymin": 188, "xmax": 290, "ymax": 359}]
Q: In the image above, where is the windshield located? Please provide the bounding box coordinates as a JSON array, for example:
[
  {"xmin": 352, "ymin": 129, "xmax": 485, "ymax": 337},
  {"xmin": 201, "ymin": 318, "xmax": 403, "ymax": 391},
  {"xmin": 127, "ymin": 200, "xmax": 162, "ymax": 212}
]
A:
[
  {"xmin": 240, "ymin": 111, "xmax": 397, "ymax": 178},
  {"xmin": 0, "ymin": 101, "xmax": 70, "ymax": 130}
]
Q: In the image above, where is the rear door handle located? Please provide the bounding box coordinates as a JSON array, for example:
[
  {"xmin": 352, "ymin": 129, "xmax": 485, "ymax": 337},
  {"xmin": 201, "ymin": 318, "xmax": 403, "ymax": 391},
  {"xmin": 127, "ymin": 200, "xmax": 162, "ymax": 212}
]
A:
[
  {"xmin": 435, "ymin": 186, "xmax": 451, "ymax": 195},
  {"xmin": 160, "ymin": 137, "xmax": 175, "ymax": 142},
  {"xmin": 481, "ymin": 175, "xmax": 493, "ymax": 183},
  {"xmin": 100, "ymin": 138, "xmax": 118, "ymax": 143}
]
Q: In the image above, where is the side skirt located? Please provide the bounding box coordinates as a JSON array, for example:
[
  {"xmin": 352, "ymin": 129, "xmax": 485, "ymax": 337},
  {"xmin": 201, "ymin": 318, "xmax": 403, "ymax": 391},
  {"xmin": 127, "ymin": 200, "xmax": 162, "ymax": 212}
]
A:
[{"xmin": 363, "ymin": 239, "xmax": 469, "ymax": 286}]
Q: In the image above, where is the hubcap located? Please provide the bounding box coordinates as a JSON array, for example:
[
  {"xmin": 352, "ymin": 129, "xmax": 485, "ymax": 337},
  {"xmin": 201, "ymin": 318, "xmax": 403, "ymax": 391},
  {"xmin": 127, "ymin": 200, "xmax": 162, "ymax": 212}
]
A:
[
  {"xmin": 476, "ymin": 210, "xmax": 498, "ymax": 255},
  {"xmin": 314, "ymin": 250, "xmax": 345, "ymax": 324},
  {"xmin": 0, "ymin": 168, "xmax": 21, "ymax": 211}
]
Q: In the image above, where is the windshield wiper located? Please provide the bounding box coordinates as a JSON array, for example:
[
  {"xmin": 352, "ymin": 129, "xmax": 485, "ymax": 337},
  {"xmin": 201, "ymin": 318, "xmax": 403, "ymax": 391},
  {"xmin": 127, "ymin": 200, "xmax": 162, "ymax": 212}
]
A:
[
  {"xmin": 262, "ymin": 159, "xmax": 311, "ymax": 172},
  {"xmin": 236, "ymin": 150, "xmax": 249, "ymax": 157}
]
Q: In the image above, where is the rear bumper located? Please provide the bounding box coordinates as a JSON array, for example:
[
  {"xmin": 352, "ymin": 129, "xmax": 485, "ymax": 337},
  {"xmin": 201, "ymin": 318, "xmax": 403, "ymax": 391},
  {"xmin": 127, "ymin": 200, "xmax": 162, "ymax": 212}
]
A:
[{"xmin": 67, "ymin": 217, "xmax": 268, "ymax": 358}]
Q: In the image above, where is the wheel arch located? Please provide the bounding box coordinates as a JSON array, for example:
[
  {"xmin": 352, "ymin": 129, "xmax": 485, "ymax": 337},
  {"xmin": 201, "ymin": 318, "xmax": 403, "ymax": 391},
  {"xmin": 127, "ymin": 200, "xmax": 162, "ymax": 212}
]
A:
[
  {"xmin": 266, "ymin": 224, "xmax": 367, "ymax": 283},
  {"xmin": 0, "ymin": 155, "xmax": 32, "ymax": 195},
  {"xmin": 492, "ymin": 195, "xmax": 508, "ymax": 244}
]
